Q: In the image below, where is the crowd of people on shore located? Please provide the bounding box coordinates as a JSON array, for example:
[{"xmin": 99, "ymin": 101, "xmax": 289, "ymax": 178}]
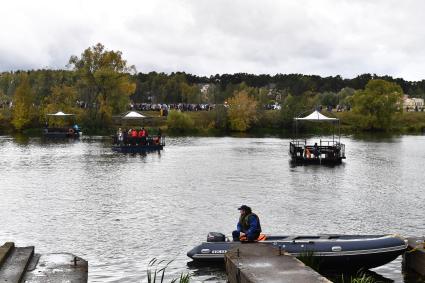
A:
[
  {"xmin": 0, "ymin": 100, "xmax": 12, "ymax": 109},
  {"xmin": 113, "ymin": 127, "xmax": 162, "ymax": 146},
  {"xmin": 128, "ymin": 103, "xmax": 214, "ymax": 113}
]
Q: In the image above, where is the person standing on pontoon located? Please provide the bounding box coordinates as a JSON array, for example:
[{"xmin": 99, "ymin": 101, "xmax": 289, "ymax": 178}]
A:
[
  {"xmin": 313, "ymin": 143, "xmax": 320, "ymax": 158},
  {"xmin": 117, "ymin": 128, "xmax": 123, "ymax": 144}
]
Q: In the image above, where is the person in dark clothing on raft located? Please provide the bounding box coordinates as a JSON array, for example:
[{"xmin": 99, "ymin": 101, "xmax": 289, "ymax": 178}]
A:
[
  {"xmin": 313, "ymin": 142, "xmax": 320, "ymax": 158},
  {"xmin": 232, "ymin": 205, "xmax": 262, "ymax": 242}
]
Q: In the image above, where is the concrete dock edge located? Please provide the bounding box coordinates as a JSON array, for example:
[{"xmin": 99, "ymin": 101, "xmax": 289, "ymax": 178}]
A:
[
  {"xmin": 0, "ymin": 242, "xmax": 88, "ymax": 283},
  {"xmin": 225, "ymin": 243, "xmax": 331, "ymax": 283},
  {"xmin": 404, "ymin": 237, "xmax": 425, "ymax": 276}
]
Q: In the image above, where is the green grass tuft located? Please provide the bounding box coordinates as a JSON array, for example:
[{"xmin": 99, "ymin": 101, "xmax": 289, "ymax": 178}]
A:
[
  {"xmin": 296, "ymin": 250, "xmax": 321, "ymax": 272},
  {"xmin": 146, "ymin": 257, "xmax": 191, "ymax": 283}
]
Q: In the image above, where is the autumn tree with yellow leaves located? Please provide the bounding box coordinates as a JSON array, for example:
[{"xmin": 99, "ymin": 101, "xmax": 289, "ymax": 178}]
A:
[
  {"xmin": 11, "ymin": 74, "xmax": 38, "ymax": 131},
  {"xmin": 41, "ymin": 85, "xmax": 81, "ymax": 127},
  {"xmin": 227, "ymin": 90, "xmax": 259, "ymax": 131}
]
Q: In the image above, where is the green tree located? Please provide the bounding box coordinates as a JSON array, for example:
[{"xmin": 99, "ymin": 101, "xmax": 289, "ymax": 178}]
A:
[
  {"xmin": 41, "ymin": 85, "xmax": 80, "ymax": 126},
  {"xmin": 227, "ymin": 90, "xmax": 258, "ymax": 131},
  {"xmin": 352, "ymin": 79, "xmax": 403, "ymax": 130},
  {"xmin": 0, "ymin": 90, "xmax": 8, "ymax": 123},
  {"xmin": 279, "ymin": 91, "xmax": 319, "ymax": 129},
  {"xmin": 0, "ymin": 89, "xmax": 8, "ymax": 105},
  {"xmin": 166, "ymin": 110, "xmax": 195, "ymax": 132},
  {"xmin": 209, "ymin": 104, "xmax": 228, "ymax": 130},
  {"xmin": 68, "ymin": 43, "xmax": 136, "ymax": 128},
  {"xmin": 11, "ymin": 74, "xmax": 37, "ymax": 131},
  {"xmin": 318, "ymin": 91, "xmax": 338, "ymax": 107},
  {"xmin": 337, "ymin": 87, "xmax": 355, "ymax": 108},
  {"xmin": 181, "ymin": 82, "xmax": 201, "ymax": 104},
  {"xmin": 257, "ymin": 87, "xmax": 271, "ymax": 106},
  {"xmin": 279, "ymin": 94, "xmax": 300, "ymax": 128}
]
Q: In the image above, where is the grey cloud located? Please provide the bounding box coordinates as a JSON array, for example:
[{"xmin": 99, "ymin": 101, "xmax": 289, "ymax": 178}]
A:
[{"xmin": 1, "ymin": 0, "xmax": 425, "ymax": 80}]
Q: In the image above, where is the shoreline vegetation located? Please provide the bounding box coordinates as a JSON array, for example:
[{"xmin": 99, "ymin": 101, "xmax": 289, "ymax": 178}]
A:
[
  {"xmin": 1, "ymin": 43, "xmax": 425, "ymax": 137},
  {"xmin": 2, "ymin": 110, "xmax": 424, "ymax": 138}
]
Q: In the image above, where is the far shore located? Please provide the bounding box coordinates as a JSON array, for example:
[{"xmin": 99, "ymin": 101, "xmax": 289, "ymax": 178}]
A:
[{"xmin": 1, "ymin": 110, "xmax": 424, "ymax": 138}]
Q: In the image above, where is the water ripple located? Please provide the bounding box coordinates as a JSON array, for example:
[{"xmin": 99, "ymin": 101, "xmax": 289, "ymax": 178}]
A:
[{"xmin": 0, "ymin": 135, "xmax": 424, "ymax": 282}]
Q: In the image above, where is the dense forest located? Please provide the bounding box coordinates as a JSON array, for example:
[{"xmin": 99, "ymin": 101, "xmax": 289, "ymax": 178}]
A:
[
  {"xmin": 3, "ymin": 69, "xmax": 424, "ymax": 106},
  {"xmin": 1, "ymin": 43, "xmax": 424, "ymax": 134}
]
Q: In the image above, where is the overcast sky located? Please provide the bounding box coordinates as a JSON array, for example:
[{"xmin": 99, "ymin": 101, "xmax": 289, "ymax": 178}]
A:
[{"xmin": 1, "ymin": 0, "xmax": 425, "ymax": 80}]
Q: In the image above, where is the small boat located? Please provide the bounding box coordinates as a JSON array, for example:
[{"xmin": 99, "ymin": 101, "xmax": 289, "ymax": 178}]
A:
[
  {"xmin": 187, "ymin": 232, "xmax": 407, "ymax": 270},
  {"xmin": 111, "ymin": 136, "xmax": 165, "ymax": 153}
]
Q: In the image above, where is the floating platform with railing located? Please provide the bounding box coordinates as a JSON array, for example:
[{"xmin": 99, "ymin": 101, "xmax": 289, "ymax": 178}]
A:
[
  {"xmin": 290, "ymin": 110, "xmax": 345, "ymax": 165},
  {"xmin": 42, "ymin": 111, "xmax": 82, "ymax": 139},
  {"xmin": 111, "ymin": 135, "xmax": 165, "ymax": 153},
  {"xmin": 42, "ymin": 127, "xmax": 82, "ymax": 139},
  {"xmin": 290, "ymin": 139, "xmax": 345, "ymax": 164}
]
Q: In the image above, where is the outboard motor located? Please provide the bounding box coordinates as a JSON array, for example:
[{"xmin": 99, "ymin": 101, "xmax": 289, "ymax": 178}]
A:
[{"xmin": 207, "ymin": 232, "xmax": 225, "ymax": 242}]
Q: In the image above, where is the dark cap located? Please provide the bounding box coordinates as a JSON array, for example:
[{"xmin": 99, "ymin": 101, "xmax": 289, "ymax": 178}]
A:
[{"xmin": 238, "ymin": 205, "xmax": 250, "ymax": 211}]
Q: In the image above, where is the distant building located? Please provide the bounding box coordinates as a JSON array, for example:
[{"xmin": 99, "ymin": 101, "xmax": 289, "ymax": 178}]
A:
[
  {"xmin": 403, "ymin": 95, "xmax": 424, "ymax": 111},
  {"xmin": 199, "ymin": 84, "xmax": 211, "ymax": 103},
  {"xmin": 200, "ymin": 84, "xmax": 210, "ymax": 94}
]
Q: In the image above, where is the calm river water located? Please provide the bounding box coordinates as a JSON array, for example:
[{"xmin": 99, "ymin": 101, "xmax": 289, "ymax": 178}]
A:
[{"xmin": 0, "ymin": 135, "xmax": 424, "ymax": 282}]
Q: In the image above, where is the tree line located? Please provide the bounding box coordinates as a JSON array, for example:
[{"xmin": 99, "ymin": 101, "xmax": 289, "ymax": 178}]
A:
[{"xmin": 0, "ymin": 43, "xmax": 422, "ymax": 133}]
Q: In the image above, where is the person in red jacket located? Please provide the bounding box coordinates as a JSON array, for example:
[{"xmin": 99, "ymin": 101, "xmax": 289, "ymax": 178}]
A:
[
  {"xmin": 140, "ymin": 127, "xmax": 147, "ymax": 145},
  {"xmin": 131, "ymin": 129, "xmax": 138, "ymax": 137},
  {"xmin": 139, "ymin": 128, "xmax": 145, "ymax": 138}
]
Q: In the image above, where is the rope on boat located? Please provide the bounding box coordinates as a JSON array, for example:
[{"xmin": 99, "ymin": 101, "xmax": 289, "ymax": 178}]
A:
[
  {"xmin": 405, "ymin": 243, "xmax": 425, "ymax": 254},
  {"xmin": 392, "ymin": 234, "xmax": 424, "ymax": 254}
]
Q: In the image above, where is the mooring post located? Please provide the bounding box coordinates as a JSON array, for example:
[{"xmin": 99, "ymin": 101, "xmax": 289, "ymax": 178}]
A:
[{"xmin": 73, "ymin": 256, "xmax": 80, "ymax": 266}]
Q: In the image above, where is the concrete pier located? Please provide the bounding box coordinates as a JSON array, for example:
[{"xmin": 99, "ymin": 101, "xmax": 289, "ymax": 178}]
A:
[
  {"xmin": 23, "ymin": 253, "xmax": 88, "ymax": 282},
  {"xmin": 0, "ymin": 242, "xmax": 87, "ymax": 283},
  {"xmin": 225, "ymin": 243, "xmax": 331, "ymax": 283},
  {"xmin": 0, "ymin": 244, "xmax": 34, "ymax": 283},
  {"xmin": 404, "ymin": 237, "xmax": 425, "ymax": 276},
  {"xmin": 0, "ymin": 242, "xmax": 14, "ymax": 267}
]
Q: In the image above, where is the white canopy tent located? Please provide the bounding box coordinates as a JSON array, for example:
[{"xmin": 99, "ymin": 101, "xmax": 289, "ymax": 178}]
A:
[
  {"xmin": 293, "ymin": 110, "xmax": 341, "ymax": 144},
  {"xmin": 122, "ymin": 111, "xmax": 146, "ymax": 119},
  {"xmin": 294, "ymin": 110, "xmax": 338, "ymax": 121},
  {"xmin": 47, "ymin": 111, "xmax": 75, "ymax": 116}
]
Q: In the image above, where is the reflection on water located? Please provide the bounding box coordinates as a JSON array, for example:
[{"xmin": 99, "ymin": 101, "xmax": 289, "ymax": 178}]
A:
[{"xmin": 0, "ymin": 135, "xmax": 424, "ymax": 282}]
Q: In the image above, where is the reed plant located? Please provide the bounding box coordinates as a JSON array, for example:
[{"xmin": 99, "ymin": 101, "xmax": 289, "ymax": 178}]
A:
[
  {"xmin": 296, "ymin": 250, "xmax": 321, "ymax": 272},
  {"xmin": 338, "ymin": 270, "xmax": 377, "ymax": 283},
  {"xmin": 146, "ymin": 258, "xmax": 191, "ymax": 283}
]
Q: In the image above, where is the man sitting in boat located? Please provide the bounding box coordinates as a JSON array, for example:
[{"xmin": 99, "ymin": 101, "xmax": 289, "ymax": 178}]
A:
[{"xmin": 232, "ymin": 205, "xmax": 262, "ymax": 242}]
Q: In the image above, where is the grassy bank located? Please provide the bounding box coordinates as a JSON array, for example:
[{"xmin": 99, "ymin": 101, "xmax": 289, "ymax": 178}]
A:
[
  {"xmin": 119, "ymin": 110, "xmax": 425, "ymax": 137},
  {"xmin": 1, "ymin": 109, "xmax": 425, "ymax": 137},
  {"xmin": 334, "ymin": 111, "xmax": 425, "ymax": 134}
]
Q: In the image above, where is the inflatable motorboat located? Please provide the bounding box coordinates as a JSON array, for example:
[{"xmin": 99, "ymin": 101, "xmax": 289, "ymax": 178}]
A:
[{"xmin": 187, "ymin": 232, "xmax": 407, "ymax": 270}]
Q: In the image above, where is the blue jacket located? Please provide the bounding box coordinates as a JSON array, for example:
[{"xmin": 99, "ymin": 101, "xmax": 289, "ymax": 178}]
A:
[{"xmin": 237, "ymin": 213, "xmax": 261, "ymax": 238}]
